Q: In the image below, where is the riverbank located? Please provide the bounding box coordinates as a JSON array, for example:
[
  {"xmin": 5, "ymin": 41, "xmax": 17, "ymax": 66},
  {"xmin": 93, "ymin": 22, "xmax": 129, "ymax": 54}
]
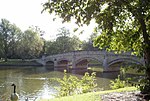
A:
[
  {"xmin": 38, "ymin": 87, "xmax": 140, "ymax": 101},
  {"xmin": 0, "ymin": 59, "xmax": 42, "ymax": 67}
]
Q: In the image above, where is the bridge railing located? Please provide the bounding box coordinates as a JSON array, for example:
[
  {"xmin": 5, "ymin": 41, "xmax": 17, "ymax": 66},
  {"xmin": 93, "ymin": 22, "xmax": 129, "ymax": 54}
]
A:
[{"xmin": 44, "ymin": 50, "xmax": 142, "ymax": 63}]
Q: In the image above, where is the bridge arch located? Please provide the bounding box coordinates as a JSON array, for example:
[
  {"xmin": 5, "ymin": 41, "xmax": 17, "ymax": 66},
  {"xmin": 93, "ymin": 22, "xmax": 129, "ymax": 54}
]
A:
[
  {"xmin": 108, "ymin": 58, "xmax": 142, "ymax": 67},
  {"xmin": 76, "ymin": 57, "xmax": 102, "ymax": 64},
  {"xmin": 57, "ymin": 60, "xmax": 69, "ymax": 64},
  {"xmin": 45, "ymin": 60, "xmax": 54, "ymax": 70},
  {"xmin": 57, "ymin": 58, "xmax": 70, "ymax": 63},
  {"xmin": 75, "ymin": 57, "xmax": 103, "ymax": 68},
  {"xmin": 56, "ymin": 58, "xmax": 71, "ymax": 69},
  {"xmin": 45, "ymin": 59, "xmax": 54, "ymax": 65},
  {"xmin": 37, "ymin": 50, "xmax": 144, "ymax": 72},
  {"xmin": 46, "ymin": 61, "xmax": 54, "ymax": 64}
]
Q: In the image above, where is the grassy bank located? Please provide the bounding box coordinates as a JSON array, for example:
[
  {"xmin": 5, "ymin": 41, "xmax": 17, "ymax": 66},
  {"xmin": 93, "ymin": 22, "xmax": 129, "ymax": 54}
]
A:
[
  {"xmin": 38, "ymin": 87, "xmax": 138, "ymax": 101},
  {"xmin": 0, "ymin": 59, "xmax": 42, "ymax": 66}
]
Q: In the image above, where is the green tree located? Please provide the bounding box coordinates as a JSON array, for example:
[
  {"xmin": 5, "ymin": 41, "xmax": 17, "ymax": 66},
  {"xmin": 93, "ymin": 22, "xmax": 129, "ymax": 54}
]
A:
[
  {"xmin": 70, "ymin": 35, "xmax": 82, "ymax": 50},
  {"xmin": 46, "ymin": 27, "xmax": 81, "ymax": 54},
  {"xmin": 43, "ymin": 0, "xmax": 150, "ymax": 93},
  {"xmin": 17, "ymin": 28, "xmax": 44, "ymax": 59},
  {"xmin": 0, "ymin": 29, "xmax": 4, "ymax": 58},
  {"xmin": 8, "ymin": 24, "xmax": 22, "ymax": 58},
  {"xmin": 56, "ymin": 27, "xmax": 72, "ymax": 53},
  {"xmin": 0, "ymin": 19, "xmax": 12, "ymax": 61},
  {"xmin": 0, "ymin": 19, "xmax": 22, "ymax": 60},
  {"xmin": 45, "ymin": 40, "xmax": 59, "ymax": 55},
  {"xmin": 81, "ymin": 33, "xmax": 99, "ymax": 51},
  {"xmin": 29, "ymin": 26, "xmax": 46, "ymax": 56}
]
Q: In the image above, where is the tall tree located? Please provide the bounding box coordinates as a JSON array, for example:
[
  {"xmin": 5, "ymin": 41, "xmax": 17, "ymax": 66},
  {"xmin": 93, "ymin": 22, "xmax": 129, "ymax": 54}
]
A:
[
  {"xmin": 56, "ymin": 27, "xmax": 81, "ymax": 53},
  {"xmin": 29, "ymin": 25, "xmax": 46, "ymax": 56},
  {"xmin": 17, "ymin": 29, "xmax": 44, "ymax": 59},
  {"xmin": 81, "ymin": 33, "xmax": 99, "ymax": 51},
  {"xmin": 56, "ymin": 27, "xmax": 71, "ymax": 53},
  {"xmin": 43, "ymin": 0, "xmax": 150, "ymax": 93},
  {"xmin": 8, "ymin": 24, "xmax": 22, "ymax": 58},
  {"xmin": 0, "ymin": 19, "xmax": 11, "ymax": 61},
  {"xmin": 0, "ymin": 19, "xmax": 22, "ymax": 60},
  {"xmin": 0, "ymin": 26, "xmax": 4, "ymax": 58},
  {"xmin": 45, "ymin": 27, "xmax": 81, "ymax": 54},
  {"xmin": 45, "ymin": 40, "xmax": 57, "ymax": 55}
]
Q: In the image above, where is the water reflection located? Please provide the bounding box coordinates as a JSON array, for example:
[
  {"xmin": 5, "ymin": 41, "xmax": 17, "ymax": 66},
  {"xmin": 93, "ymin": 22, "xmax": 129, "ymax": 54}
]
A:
[
  {"xmin": 40, "ymin": 80, "xmax": 55, "ymax": 99},
  {"xmin": 0, "ymin": 66, "xmax": 142, "ymax": 101}
]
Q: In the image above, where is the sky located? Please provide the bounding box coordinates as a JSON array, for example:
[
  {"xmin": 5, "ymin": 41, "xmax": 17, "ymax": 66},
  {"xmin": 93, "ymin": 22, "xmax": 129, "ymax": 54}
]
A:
[{"xmin": 0, "ymin": 0, "xmax": 97, "ymax": 41}]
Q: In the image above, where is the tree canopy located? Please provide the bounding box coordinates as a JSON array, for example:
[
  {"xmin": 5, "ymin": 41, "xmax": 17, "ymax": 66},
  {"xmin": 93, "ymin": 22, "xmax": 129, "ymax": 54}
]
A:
[
  {"xmin": 0, "ymin": 19, "xmax": 45, "ymax": 60},
  {"xmin": 43, "ymin": 0, "xmax": 150, "ymax": 93},
  {"xmin": 0, "ymin": 19, "xmax": 20, "ymax": 61},
  {"xmin": 17, "ymin": 29, "xmax": 44, "ymax": 59},
  {"xmin": 43, "ymin": 0, "xmax": 149, "ymax": 56},
  {"xmin": 0, "ymin": 18, "xmax": 89, "ymax": 60},
  {"xmin": 45, "ymin": 27, "xmax": 81, "ymax": 54}
]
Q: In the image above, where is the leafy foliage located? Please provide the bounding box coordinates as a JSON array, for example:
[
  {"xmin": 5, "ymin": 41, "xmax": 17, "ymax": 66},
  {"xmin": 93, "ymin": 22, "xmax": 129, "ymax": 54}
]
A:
[
  {"xmin": 110, "ymin": 67, "xmax": 127, "ymax": 89},
  {"xmin": 17, "ymin": 29, "xmax": 44, "ymax": 59},
  {"xmin": 81, "ymin": 32, "xmax": 99, "ymax": 51},
  {"xmin": 43, "ymin": 0, "xmax": 150, "ymax": 93},
  {"xmin": 42, "ymin": 0, "xmax": 150, "ymax": 60},
  {"xmin": 45, "ymin": 27, "xmax": 81, "ymax": 55},
  {"xmin": 0, "ymin": 19, "xmax": 44, "ymax": 60},
  {"xmin": 110, "ymin": 75, "xmax": 126, "ymax": 90},
  {"xmin": 53, "ymin": 70, "xmax": 97, "ymax": 97},
  {"xmin": 42, "ymin": 0, "xmax": 149, "ymax": 55},
  {"xmin": 138, "ymin": 77, "xmax": 150, "ymax": 94},
  {"xmin": 0, "ymin": 19, "xmax": 22, "ymax": 61},
  {"xmin": 0, "ymin": 19, "xmax": 84, "ymax": 59}
]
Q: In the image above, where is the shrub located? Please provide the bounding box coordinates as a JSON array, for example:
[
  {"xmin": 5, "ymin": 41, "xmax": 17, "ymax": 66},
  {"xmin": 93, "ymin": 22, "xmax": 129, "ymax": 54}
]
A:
[
  {"xmin": 54, "ymin": 70, "xmax": 97, "ymax": 97},
  {"xmin": 110, "ymin": 75, "xmax": 126, "ymax": 89},
  {"xmin": 138, "ymin": 77, "xmax": 150, "ymax": 94}
]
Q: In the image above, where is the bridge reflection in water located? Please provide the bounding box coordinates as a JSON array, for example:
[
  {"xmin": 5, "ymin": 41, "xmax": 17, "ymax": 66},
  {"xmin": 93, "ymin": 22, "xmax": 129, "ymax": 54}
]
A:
[
  {"xmin": 0, "ymin": 66, "xmax": 121, "ymax": 100},
  {"xmin": 0, "ymin": 64, "xmax": 143, "ymax": 100}
]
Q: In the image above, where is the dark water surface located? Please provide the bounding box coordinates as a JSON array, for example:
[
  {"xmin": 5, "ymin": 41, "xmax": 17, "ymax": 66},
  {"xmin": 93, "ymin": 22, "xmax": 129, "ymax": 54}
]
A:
[{"xmin": 0, "ymin": 66, "xmax": 140, "ymax": 101}]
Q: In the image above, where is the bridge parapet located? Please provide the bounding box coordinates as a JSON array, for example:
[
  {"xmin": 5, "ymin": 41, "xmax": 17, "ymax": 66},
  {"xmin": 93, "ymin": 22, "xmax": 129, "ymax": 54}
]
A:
[{"xmin": 36, "ymin": 50, "xmax": 144, "ymax": 72}]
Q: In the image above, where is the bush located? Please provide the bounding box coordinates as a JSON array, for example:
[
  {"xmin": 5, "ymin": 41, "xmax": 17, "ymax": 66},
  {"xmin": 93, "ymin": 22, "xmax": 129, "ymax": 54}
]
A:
[
  {"xmin": 138, "ymin": 77, "xmax": 150, "ymax": 94},
  {"xmin": 110, "ymin": 75, "xmax": 126, "ymax": 89},
  {"xmin": 54, "ymin": 70, "xmax": 97, "ymax": 97}
]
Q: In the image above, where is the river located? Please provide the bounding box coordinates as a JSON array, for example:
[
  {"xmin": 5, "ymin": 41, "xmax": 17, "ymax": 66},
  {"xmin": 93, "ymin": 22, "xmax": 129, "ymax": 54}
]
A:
[{"xmin": 0, "ymin": 66, "xmax": 142, "ymax": 101}]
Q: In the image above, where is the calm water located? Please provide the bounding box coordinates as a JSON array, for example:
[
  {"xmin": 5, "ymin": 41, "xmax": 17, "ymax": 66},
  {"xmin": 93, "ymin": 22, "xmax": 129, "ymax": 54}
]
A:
[{"xmin": 0, "ymin": 66, "xmax": 140, "ymax": 101}]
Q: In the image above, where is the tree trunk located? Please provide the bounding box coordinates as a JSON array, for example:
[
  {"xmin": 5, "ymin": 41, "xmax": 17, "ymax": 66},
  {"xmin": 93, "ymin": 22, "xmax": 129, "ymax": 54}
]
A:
[
  {"xmin": 140, "ymin": 19, "xmax": 150, "ymax": 74},
  {"xmin": 139, "ymin": 16, "xmax": 150, "ymax": 94},
  {"xmin": 4, "ymin": 40, "xmax": 8, "ymax": 62},
  {"xmin": 144, "ymin": 48, "xmax": 150, "ymax": 79}
]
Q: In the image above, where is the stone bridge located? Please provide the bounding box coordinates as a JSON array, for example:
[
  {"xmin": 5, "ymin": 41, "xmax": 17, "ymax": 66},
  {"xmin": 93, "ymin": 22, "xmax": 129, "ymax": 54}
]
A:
[{"xmin": 37, "ymin": 50, "xmax": 144, "ymax": 72}]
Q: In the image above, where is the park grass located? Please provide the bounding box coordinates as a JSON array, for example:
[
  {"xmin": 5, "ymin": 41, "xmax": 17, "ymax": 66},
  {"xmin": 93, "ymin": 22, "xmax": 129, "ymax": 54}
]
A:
[{"xmin": 38, "ymin": 86, "xmax": 138, "ymax": 101}]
